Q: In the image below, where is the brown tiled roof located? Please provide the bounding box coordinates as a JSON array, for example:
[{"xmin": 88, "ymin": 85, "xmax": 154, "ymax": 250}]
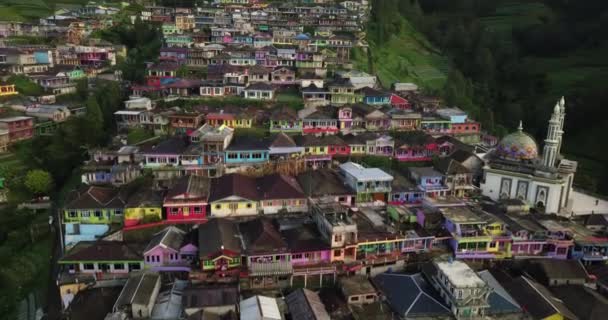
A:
[
  {"xmin": 65, "ymin": 186, "xmax": 125, "ymax": 209},
  {"xmin": 270, "ymin": 132, "xmax": 298, "ymax": 148},
  {"xmin": 282, "ymin": 223, "xmax": 329, "ymax": 252},
  {"xmin": 60, "ymin": 241, "xmax": 142, "ymax": 262},
  {"xmin": 209, "ymin": 174, "xmax": 258, "ymax": 202},
  {"xmin": 297, "ymin": 169, "xmax": 352, "ymax": 197},
  {"xmin": 271, "ymin": 106, "xmax": 298, "ymax": 121},
  {"xmin": 239, "ymin": 218, "xmax": 288, "ymax": 254},
  {"xmin": 257, "ymin": 174, "xmax": 305, "ymax": 200},
  {"xmin": 197, "ymin": 219, "xmax": 242, "ymax": 258},
  {"xmin": 165, "ymin": 175, "xmax": 210, "ymax": 201}
]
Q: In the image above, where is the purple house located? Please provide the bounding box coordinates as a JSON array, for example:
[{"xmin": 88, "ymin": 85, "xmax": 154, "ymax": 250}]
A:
[
  {"xmin": 144, "ymin": 226, "xmax": 196, "ymax": 271},
  {"xmin": 281, "ymin": 222, "xmax": 336, "ymax": 288}
]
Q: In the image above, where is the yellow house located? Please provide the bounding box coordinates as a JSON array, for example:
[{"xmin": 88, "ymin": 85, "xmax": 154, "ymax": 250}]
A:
[
  {"xmin": 124, "ymin": 189, "xmax": 163, "ymax": 227},
  {"xmin": 0, "ymin": 84, "xmax": 18, "ymax": 96},
  {"xmin": 206, "ymin": 113, "xmax": 253, "ymax": 128}
]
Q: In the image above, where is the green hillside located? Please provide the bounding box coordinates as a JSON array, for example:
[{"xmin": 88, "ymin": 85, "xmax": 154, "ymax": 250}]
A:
[
  {"xmin": 353, "ymin": 15, "xmax": 449, "ymax": 91},
  {"xmin": 0, "ymin": 0, "xmax": 89, "ymax": 21}
]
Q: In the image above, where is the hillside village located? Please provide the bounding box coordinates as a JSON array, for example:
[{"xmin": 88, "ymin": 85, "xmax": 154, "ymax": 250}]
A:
[{"xmin": 0, "ymin": 1, "xmax": 608, "ymax": 320}]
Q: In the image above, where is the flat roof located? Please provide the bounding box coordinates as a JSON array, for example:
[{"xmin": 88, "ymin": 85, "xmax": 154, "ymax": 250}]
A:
[
  {"xmin": 436, "ymin": 260, "xmax": 486, "ymax": 288},
  {"xmin": 0, "ymin": 116, "xmax": 33, "ymax": 122},
  {"xmin": 339, "ymin": 162, "xmax": 393, "ymax": 182}
]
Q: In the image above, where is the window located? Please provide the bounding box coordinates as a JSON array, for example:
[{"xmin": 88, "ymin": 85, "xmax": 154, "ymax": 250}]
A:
[
  {"xmin": 193, "ymin": 206, "xmax": 202, "ymax": 213},
  {"xmin": 292, "ymin": 253, "xmax": 303, "ymax": 259},
  {"xmin": 115, "ymin": 209, "xmax": 123, "ymax": 216},
  {"xmin": 68, "ymin": 211, "xmax": 77, "ymax": 218},
  {"xmin": 81, "ymin": 211, "xmax": 90, "ymax": 218},
  {"xmin": 171, "ymin": 207, "xmax": 179, "ymax": 215},
  {"xmin": 114, "ymin": 263, "xmax": 125, "ymax": 270},
  {"xmin": 365, "ymin": 295, "xmax": 375, "ymax": 300},
  {"xmin": 251, "ymin": 153, "xmax": 263, "ymax": 159},
  {"xmin": 228, "ymin": 153, "xmax": 238, "ymax": 159},
  {"xmin": 83, "ymin": 263, "xmax": 95, "ymax": 270},
  {"xmin": 334, "ymin": 234, "xmax": 342, "ymax": 242},
  {"xmin": 94, "ymin": 210, "xmax": 102, "ymax": 218},
  {"xmin": 146, "ymin": 256, "xmax": 150, "ymax": 262},
  {"xmin": 334, "ymin": 249, "xmax": 341, "ymax": 257},
  {"xmin": 215, "ymin": 204, "xmax": 221, "ymax": 210},
  {"xmin": 350, "ymin": 296, "xmax": 359, "ymax": 302},
  {"xmin": 246, "ymin": 203, "xmax": 252, "ymax": 208}
]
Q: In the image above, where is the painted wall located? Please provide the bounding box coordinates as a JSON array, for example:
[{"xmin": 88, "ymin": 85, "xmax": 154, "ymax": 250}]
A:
[{"xmin": 210, "ymin": 200, "xmax": 258, "ymax": 217}]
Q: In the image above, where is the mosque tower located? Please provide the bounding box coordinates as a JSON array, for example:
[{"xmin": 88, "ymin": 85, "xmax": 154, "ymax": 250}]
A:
[
  {"xmin": 556, "ymin": 96, "xmax": 566, "ymax": 156},
  {"xmin": 542, "ymin": 102, "xmax": 561, "ymax": 168}
]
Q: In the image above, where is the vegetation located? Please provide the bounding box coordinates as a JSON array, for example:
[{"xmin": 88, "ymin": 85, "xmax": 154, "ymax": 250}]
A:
[
  {"xmin": 97, "ymin": 17, "xmax": 163, "ymax": 83},
  {"xmin": 7, "ymin": 75, "xmax": 43, "ymax": 96},
  {"xmin": 24, "ymin": 169, "xmax": 53, "ymax": 196},
  {"xmin": 372, "ymin": 0, "xmax": 608, "ymax": 195}
]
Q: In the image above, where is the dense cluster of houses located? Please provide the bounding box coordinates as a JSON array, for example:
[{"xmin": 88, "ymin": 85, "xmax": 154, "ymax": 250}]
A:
[{"xmin": 2, "ymin": 1, "xmax": 607, "ymax": 319}]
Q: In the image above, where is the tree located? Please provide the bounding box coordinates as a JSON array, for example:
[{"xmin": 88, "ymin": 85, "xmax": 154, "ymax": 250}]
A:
[
  {"xmin": 24, "ymin": 170, "xmax": 53, "ymax": 196},
  {"xmin": 84, "ymin": 96, "xmax": 104, "ymax": 146},
  {"xmin": 75, "ymin": 78, "xmax": 89, "ymax": 101}
]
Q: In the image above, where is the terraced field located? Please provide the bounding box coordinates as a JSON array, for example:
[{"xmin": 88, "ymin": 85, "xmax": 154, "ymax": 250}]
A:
[{"xmin": 0, "ymin": 0, "xmax": 89, "ymax": 21}]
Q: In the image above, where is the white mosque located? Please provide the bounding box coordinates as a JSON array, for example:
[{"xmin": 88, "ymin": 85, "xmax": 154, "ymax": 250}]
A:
[{"xmin": 480, "ymin": 97, "xmax": 577, "ymax": 214}]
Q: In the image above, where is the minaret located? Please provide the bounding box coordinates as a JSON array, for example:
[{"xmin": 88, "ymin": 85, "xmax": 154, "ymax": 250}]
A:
[
  {"xmin": 556, "ymin": 96, "xmax": 566, "ymax": 156},
  {"xmin": 542, "ymin": 102, "xmax": 561, "ymax": 168}
]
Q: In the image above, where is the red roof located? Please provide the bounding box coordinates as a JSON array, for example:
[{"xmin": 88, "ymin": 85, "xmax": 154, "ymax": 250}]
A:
[{"xmin": 390, "ymin": 94, "xmax": 409, "ymax": 105}]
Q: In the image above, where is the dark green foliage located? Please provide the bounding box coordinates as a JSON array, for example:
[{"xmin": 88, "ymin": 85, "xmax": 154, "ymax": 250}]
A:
[
  {"xmin": 7, "ymin": 75, "xmax": 43, "ymax": 96},
  {"xmin": 97, "ymin": 17, "xmax": 162, "ymax": 83},
  {"xmin": 383, "ymin": 0, "xmax": 608, "ymax": 194}
]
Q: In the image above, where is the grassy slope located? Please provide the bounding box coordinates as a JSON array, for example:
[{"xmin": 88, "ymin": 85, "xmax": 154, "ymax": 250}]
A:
[
  {"xmin": 353, "ymin": 16, "xmax": 448, "ymax": 91},
  {"xmin": 0, "ymin": 0, "xmax": 94, "ymax": 21}
]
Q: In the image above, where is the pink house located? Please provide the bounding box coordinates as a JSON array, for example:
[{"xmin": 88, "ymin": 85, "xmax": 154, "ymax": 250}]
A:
[
  {"xmin": 163, "ymin": 175, "xmax": 210, "ymax": 223},
  {"xmin": 144, "ymin": 226, "xmax": 196, "ymax": 271}
]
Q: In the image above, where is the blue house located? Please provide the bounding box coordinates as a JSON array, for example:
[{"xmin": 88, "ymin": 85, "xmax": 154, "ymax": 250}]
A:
[
  {"xmin": 224, "ymin": 136, "xmax": 269, "ymax": 165},
  {"xmin": 409, "ymin": 167, "xmax": 450, "ymax": 198},
  {"xmin": 359, "ymin": 86, "xmax": 390, "ymax": 106},
  {"xmin": 389, "ymin": 173, "xmax": 425, "ymax": 205},
  {"xmin": 571, "ymin": 237, "xmax": 608, "ymax": 263}
]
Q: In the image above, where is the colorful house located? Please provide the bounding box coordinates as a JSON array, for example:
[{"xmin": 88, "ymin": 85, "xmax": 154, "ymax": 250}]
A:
[
  {"xmin": 394, "ymin": 132, "xmax": 438, "ymax": 162},
  {"xmin": 209, "ymin": 174, "xmax": 259, "ymax": 217},
  {"xmin": 124, "ymin": 188, "xmax": 163, "ymax": 227},
  {"xmin": 389, "ymin": 174, "xmax": 425, "ymax": 205},
  {"xmin": 421, "ymin": 116, "xmax": 452, "ymax": 135},
  {"xmin": 206, "ymin": 112, "xmax": 253, "ymax": 128},
  {"xmin": 0, "ymin": 116, "xmax": 34, "ymax": 144},
  {"xmin": 339, "ymin": 162, "xmax": 393, "ymax": 204},
  {"xmin": 359, "ymin": 86, "xmax": 390, "ymax": 105},
  {"xmin": 163, "ymin": 175, "xmax": 210, "ymax": 222},
  {"xmin": 240, "ymin": 218, "xmax": 293, "ymax": 289},
  {"xmin": 0, "ymin": 83, "xmax": 18, "ymax": 96},
  {"xmin": 268, "ymin": 133, "xmax": 304, "ymax": 160},
  {"xmin": 283, "ymin": 223, "xmax": 336, "ymax": 287},
  {"xmin": 269, "ymin": 107, "xmax": 302, "ymax": 133},
  {"xmin": 365, "ymin": 134, "xmax": 394, "ymax": 157},
  {"xmin": 168, "ymin": 113, "xmax": 204, "ymax": 135},
  {"xmin": 140, "ymin": 137, "xmax": 188, "ymax": 168},
  {"xmin": 389, "ymin": 109, "xmax": 420, "ymax": 131},
  {"xmin": 441, "ymin": 206, "xmax": 511, "ymax": 259},
  {"xmin": 243, "ymin": 82, "xmax": 275, "ymax": 100},
  {"xmin": 224, "ymin": 136, "xmax": 269, "ymax": 165},
  {"xmin": 257, "ymin": 174, "xmax": 308, "ymax": 215},
  {"xmin": 434, "ymin": 158, "xmax": 474, "ymax": 198},
  {"xmin": 301, "ymin": 108, "xmax": 339, "ymax": 135},
  {"xmin": 198, "ymin": 219, "xmax": 242, "ymax": 274},
  {"xmin": 143, "ymin": 227, "xmax": 195, "ymax": 271},
  {"xmin": 389, "ymin": 93, "xmax": 410, "ymax": 109},
  {"xmin": 63, "ymin": 185, "xmax": 125, "ymax": 225},
  {"xmin": 409, "ymin": 167, "xmax": 449, "ymax": 198},
  {"xmin": 295, "ymin": 135, "xmax": 332, "ymax": 168},
  {"xmin": 328, "ymin": 80, "xmax": 360, "ymax": 105},
  {"xmin": 59, "ymin": 241, "xmax": 143, "ymax": 274}
]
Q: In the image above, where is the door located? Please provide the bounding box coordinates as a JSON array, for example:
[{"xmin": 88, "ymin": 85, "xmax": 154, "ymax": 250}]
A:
[{"xmin": 229, "ymin": 203, "xmax": 238, "ymax": 214}]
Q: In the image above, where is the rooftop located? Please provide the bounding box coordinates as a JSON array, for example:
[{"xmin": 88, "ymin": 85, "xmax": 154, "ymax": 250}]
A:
[
  {"xmin": 436, "ymin": 260, "xmax": 486, "ymax": 288},
  {"xmin": 339, "ymin": 162, "xmax": 393, "ymax": 182}
]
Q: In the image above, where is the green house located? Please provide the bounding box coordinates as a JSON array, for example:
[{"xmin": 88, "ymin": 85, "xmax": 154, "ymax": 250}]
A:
[{"xmin": 63, "ymin": 185, "xmax": 126, "ymax": 224}]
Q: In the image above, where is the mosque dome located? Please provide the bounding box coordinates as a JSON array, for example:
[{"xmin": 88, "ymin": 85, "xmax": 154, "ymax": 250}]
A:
[{"xmin": 495, "ymin": 122, "xmax": 538, "ymax": 161}]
